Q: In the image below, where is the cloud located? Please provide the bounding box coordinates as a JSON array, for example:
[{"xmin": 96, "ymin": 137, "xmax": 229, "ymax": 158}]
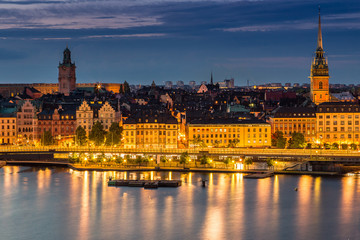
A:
[{"xmin": 83, "ymin": 33, "xmax": 166, "ymax": 39}]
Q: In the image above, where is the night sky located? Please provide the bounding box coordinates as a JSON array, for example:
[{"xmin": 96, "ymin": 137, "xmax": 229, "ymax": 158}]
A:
[{"xmin": 0, "ymin": 0, "xmax": 359, "ymax": 86}]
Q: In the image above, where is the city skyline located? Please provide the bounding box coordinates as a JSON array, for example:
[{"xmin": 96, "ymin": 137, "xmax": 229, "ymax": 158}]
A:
[{"xmin": 0, "ymin": 1, "xmax": 358, "ymax": 85}]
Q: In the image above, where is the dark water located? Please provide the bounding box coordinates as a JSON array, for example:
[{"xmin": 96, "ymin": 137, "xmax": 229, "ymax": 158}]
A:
[{"xmin": 1, "ymin": 166, "xmax": 360, "ymax": 240}]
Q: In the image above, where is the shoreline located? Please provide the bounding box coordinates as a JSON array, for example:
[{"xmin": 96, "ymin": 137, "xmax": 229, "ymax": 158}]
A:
[{"xmin": 4, "ymin": 160, "xmax": 341, "ymax": 176}]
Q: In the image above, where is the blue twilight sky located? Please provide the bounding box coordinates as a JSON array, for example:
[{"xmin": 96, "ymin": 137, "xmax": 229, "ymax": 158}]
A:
[{"xmin": 0, "ymin": 0, "xmax": 359, "ymax": 86}]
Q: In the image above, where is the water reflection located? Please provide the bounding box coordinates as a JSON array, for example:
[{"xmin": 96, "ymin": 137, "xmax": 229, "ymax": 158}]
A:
[{"xmin": 1, "ymin": 166, "xmax": 360, "ymax": 240}]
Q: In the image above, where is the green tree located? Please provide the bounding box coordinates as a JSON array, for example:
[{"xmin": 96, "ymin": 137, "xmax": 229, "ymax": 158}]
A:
[
  {"xmin": 180, "ymin": 151, "xmax": 190, "ymax": 167},
  {"xmin": 75, "ymin": 126, "xmax": 87, "ymax": 146},
  {"xmin": 135, "ymin": 155, "xmax": 143, "ymax": 167},
  {"xmin": 271, "ymin": 131, "xmax": 283, "ymax": 147},
  {"xmin": 228, "ymin": 139, "xmax": 240, "ymax": 148},
  {"xmin": 89, "ymin": 121, "xmax": 106, "ymax": 146},
  {"xmin": 341, "ymin": 143, "xmax": 348, "ymax": 150},
  {"xmin": 331, "ymin": 142, "xmax": 339, "ymax": 150},
  {"xmin": 224, "ymin": 157, "xmax": 232, "ymax": 167},
  {"xmin": 350, "ymin": 143, "xmax": 357, "ymax": 151},
  {"xmin": 199, "ymin": 154, "xmax": 210, "ymax": 165},
  {"xmin": 192, "ymin": 136, "xmax": 203, "ymax": 148},
  {"xmin": 115, "ymin": 156, "xmax": 123, "ymax": 164},
  {"xmin": 41, "ymin": 130, "xmax": 54, "ymax": 146},
  {"xmin": 105, "ymin": 122, "xmax": 122, "ymax": 146},
  {"xmin": 266, "ymin": 158, "xmax": 275, "ymax": 169},
  {"xmin": 272, "ymin": 131, "xmax": 286, "ymax": 149},
  {"xmin": 288, "ymin": 132, "xmax": 305, "ymax": 149},
  {"xmin": 244, "ymin": 157, "xmax": 253, "ymax": 170},
  {"xmin": 160, "ymin": 156, "xmax": 168, "ymax": 165}
]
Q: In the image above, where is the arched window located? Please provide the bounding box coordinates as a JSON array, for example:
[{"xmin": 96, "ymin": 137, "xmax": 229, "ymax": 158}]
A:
[{"xmin": 319, "ymin": 81, "xmax": 323, "ymax": 89}]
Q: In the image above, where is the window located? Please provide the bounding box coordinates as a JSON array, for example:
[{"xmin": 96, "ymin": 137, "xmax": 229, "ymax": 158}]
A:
[{"xmin": 319, "ymin": 81, "xmax": 323, "ymax": 89}]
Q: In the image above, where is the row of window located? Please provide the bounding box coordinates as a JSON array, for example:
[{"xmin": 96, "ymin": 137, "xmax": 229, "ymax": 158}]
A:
[
  {"xmin": 319, "ymin": 115, "xmax": 359, "ymax": 119},
  {"xmin": 1, "ymin": 126, "xmax": 15, "ymax": 130},
  {"xmin": 319, "ymin": 134, "xmax": 360, "ymax": 139},
  {"xmin": 319, "ymin": 127, "xmax": 360, "ymax": 132},
  {"xmin": 275, "ymin": 124, "xmax": 315, "ymax": 128},
  {"xmin": 0, "ymin": 119, "xmax": 15, "ymax": 123},
  {"xmin": 0, "ymin": 132, "xmax": 15, "ymax": 136},
  {"xmin": 192, "ymin": 128, "xmax": 268, "ymax": 133},
  {"xmin": 319, "ymin": 121, "xmax": 359, "ymax": 126},
  {"xmin": 192, "ymin": 133, "xmax": 268, "ymax": 139},
  {"xmin": 125, "ymin": 130, "xmax": 177, "ymax": 137}
]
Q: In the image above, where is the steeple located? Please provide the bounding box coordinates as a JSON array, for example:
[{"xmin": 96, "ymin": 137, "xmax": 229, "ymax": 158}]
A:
[
  {"xmin": 210, "ymin": 72, "xmax": 213, "ymax": 85},
  {"xmin": 317, "ymin": 7, "xmax": 323, "ymax": 50},
  {"xmin": 310, "ymin": 7, "xmax": 330, "ymax": 105}
]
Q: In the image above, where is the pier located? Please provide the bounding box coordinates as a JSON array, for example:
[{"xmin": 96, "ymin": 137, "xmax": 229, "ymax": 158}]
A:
[{"xmin": 108, "ymin": 179, "xmax": 182, "ymax": 188}]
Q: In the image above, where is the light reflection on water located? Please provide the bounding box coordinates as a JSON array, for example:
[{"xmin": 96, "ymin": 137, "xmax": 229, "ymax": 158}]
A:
[{"xmin": 1, "ymin": 166, "xmax": 360, "ymax": 240}]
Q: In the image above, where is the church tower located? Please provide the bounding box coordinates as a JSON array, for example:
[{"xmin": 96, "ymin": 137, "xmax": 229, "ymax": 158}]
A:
[
  {"xmin": 310, "ymin": 9, "xmax": 330, "ymax": 105},
  {"xmin": 58, "ymin": 47, "xmax": 76, "ymax": 96}
]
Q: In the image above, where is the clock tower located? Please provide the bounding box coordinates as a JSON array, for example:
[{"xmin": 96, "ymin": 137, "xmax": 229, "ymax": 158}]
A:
[
  {"xmin": 310, "ymin": 9, "xmax": 330, "ymax": 105},
  {"xmin": 58, "ymin": 47, "xmax": 76, "ymax": 96}
]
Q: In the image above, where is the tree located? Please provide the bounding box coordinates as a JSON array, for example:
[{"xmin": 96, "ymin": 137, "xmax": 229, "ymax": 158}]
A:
[
  {"xmin": 115, "ymin": 156, "xmax": 123, "ymax": 164},
  {"xmin": 272, "ymin": 131, "xmax": 286, "ymax": 149},
  {"xmin": 123, "ymin": 81, "xmax": 130, "ymax": 93},
  {"xmin": 160, "ymin": 156, "xmax": 168, "ymax": 165},
  {"xmin": 244, "ymin": 157, "xmax": 253, "ymax": 170},
  {"xmin": 135, "ymin": 155, "xmax": 143, "ymax": 167},
  {"xmin": 288, "ymin": 132, "xmax": 305, "ymax": 149},
  {"xmin": 179, "ymin": 151, "xmax": 190, "ymax": 167},
  {"xmin": 331, "ymin": 142, "xmax": 339, "ymax": 150},
  {"xmin": 89, "ymin": 121, "xmax": 106, "ymax": 146},
  {"xmin": 350, "ymin": 143, "xmax": 357, "ymax": 151},
  {"xmin": 341, "ymin": 143, "xmax": 348, "ymax": 150},
  {"xmin": 199, "ymin": 154, "xmax": 210, "ymax": 165},
  {"xmin": 41, "ymin": 130, "xmax": 54, "ymax": 146},
  {"xmin": 192, "ymin": 136, "xmax": 204, "ymax": 148},
  {"xmin": 75, "ymin": 126, "xmax": 87, "ymax": 146},
  {"xmin": 105, "ymin": 122, "xmax": 122, "ymax": 146},
  {"xmin": 228, "ymin": 139, "xmax": 240, "ymax": 148},
  {"xmin": 266, "ymin": 158, "xmax": 275, "ymax": 169},
  {"xmin": 271, "ymin": 131, "xmax": 283, "ymax": 147},
  {"xmin": 224, "ymin": 157, "xmax": 232, "ymax": 167}
]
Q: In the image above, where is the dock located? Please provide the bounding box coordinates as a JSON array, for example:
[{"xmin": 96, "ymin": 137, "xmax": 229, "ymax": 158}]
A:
[
  {"xmin": 108, "ymin": 179, "xmax": 182, "ymax": 188},
  {"xmin": 244, "ymin": 171, "xmax": 274, "ymax": 179}
]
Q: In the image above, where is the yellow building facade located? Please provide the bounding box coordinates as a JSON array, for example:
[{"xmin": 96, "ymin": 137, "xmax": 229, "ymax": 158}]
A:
[
  {"xmin": 316, "ymin": 102, "xmax": 360, "ymax": 144},
  {"xmin": 0, "ymin": 114, "xmax": 17, "ymax": 144},
  {"xmin": 123, "ymin": 113, "xmax": 178, "ymax": 149},
  {"xmin": 269, "ymin": 107, "xmax": 316, "ymax": 142},
  {"xmin": 187, "ymin": 119, "xmax": 271, "ymax": 148}
]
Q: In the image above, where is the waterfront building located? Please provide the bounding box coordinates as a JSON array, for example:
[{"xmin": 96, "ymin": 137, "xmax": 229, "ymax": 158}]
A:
[
  {"xmin": 186, "ymin": 118, "xmax": 271, "ymax": 148},
  {"xmin": 0, "ymin": 113, "xmax": 17, "ymax": 144},
  {"xmin": 122, "ymin": 112, "xmax": 178, "ymax": 149},
  {"xmin": 37, "ymin": 105, "xmax": 76, "ymax": 143},
  {"xmin": 16, "ymin": 100, "xmax": 38, "ymax": 143},
  {"xmin": 269, "ymin": 107, "xmax": 317, "ymax": 142},
  {"xmin": 76, "ymin": 100, "xmax": 93, "ymax": 135},
  {"xmin": 316, "ymin": 102, "xmax": 360, "ymax": 145},
  {"xmin": 310, "ymin": 11, "xmax": 330, "ymax": 105},
  {"xmin": 98, "ymin": 101, "xmax": 116, "ymax": 131}
]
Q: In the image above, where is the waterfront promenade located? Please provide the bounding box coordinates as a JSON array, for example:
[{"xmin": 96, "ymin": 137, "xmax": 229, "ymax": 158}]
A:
[{"xmin": 0, "ymin": 146, "xmax": 360, "ymax": 158}]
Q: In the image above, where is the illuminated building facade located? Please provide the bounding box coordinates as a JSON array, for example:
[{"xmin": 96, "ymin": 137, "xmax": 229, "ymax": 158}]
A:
[
  {"xmin": 316, "ymin": 102, "xmax": 360, "ymax": 144},
  {"xmin": 123, "ymin": 113, "xmax": 178, "ymax": 149},
  {"xmin": 16, "ymin": 100, "xmax": 37, "ymax": 143},
  {"xmin": 37, "ymin": 105, "xmax": 76, "ymax": 140},
  {"xmin": 187, "ymin": 119, "xmax": 271, "ymax": 148},
  {"xmin": 0, "ymin": 114, "xmax": 16, "ymax": 144},
  {"xmin": 269, "ymin": 107, "xmax": 316, "ymax": 142}
]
